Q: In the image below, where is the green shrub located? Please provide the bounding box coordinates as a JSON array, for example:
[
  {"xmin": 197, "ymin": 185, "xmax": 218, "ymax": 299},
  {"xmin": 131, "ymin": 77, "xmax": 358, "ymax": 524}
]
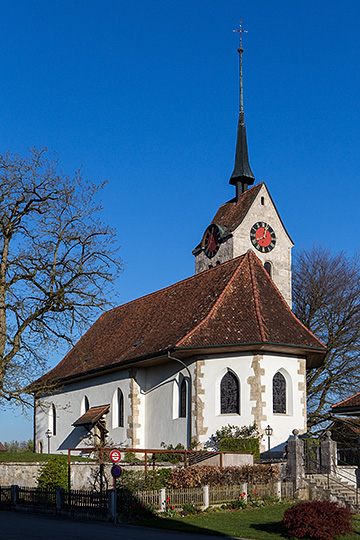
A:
[
  {"xmin": 181, "ymin": 502, "xmax": 199, "ymax": 515},
  {"xmin": 119, "ymin": 468, "xmax": 172, "ymax": 491},
  {"xmin": 37, "ymin": 455, "xmax": 68, "ymax": 489},
  {"xmin": 282, "ymin": 501, "xmax": 353, "ymax": 540},
  {"xmin": 219, "ymin": 437, "xmax": 260, "ymax": 458}
]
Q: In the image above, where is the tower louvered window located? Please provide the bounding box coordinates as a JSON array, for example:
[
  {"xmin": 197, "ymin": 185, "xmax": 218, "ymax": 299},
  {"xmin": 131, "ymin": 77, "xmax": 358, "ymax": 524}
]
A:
[
  {"xmin": 220, "ymin": 371, "xmax": 239, "ymax": 414},
  {"xmin": 273, "ymin": 372, "xmax": 286, "ymax": 414}
]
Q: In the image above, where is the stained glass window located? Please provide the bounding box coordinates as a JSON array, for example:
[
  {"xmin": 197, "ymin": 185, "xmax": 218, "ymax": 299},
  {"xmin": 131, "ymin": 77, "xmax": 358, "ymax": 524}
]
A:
[
  {"xmin": 180, "ymin": 378, "xmax": 187, "ymax": 417},
  {"xmin": 273, "ymin": 372, "xmax": 286, "ymax": 414},
  {"xmin": 220, "ymin": 371, "xmax": 239, "ymax": 414}
]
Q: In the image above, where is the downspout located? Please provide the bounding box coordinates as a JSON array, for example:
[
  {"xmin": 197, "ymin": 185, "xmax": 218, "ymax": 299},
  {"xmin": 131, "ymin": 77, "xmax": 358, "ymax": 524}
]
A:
[
  {"xmin": 33, "ymin": 394, "xmax": 37, "ymax": 453},
  {"xmin": 168, "ymin": 351, "xmax": 192, "ymax": 449}
]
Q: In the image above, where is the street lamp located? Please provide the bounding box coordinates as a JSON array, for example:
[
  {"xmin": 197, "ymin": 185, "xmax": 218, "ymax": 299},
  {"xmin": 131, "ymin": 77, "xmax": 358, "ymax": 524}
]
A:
[
  {"xmin": 45, "ymin": 429, "xmax": 52, "ymax": 454},
  {"xmin": 265, "ymin": 425, "xmax": 273, "ymax": 458}
]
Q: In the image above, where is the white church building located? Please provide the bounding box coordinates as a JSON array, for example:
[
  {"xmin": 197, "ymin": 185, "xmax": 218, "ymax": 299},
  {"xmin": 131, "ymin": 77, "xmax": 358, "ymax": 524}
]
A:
[{"xmin": 33, "ymin": 37, "xmax": 326, "ymax": 456}]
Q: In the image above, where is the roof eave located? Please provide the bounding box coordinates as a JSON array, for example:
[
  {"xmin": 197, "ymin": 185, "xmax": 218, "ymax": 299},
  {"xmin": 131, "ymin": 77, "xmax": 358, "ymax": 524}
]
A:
[{"xmin": 38, "ymin": 340, "xmax": 325, "ymax": 391}]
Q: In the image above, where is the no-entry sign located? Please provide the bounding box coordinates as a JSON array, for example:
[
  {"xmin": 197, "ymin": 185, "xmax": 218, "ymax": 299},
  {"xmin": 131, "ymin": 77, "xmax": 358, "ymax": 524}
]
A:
[
  {"xmin": 109, "ymin": 450, "xmax": 121, "ymax": 463},
  {"xmin": 111, "ymin": 464, "xmax": 123, "ymax": 479}
]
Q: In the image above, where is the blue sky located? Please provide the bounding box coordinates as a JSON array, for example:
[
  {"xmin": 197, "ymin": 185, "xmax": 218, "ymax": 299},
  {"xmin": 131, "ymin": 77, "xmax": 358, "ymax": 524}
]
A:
[{"xmin": 1, "ymin": 0, "xmax": 360, "ymax": 442}]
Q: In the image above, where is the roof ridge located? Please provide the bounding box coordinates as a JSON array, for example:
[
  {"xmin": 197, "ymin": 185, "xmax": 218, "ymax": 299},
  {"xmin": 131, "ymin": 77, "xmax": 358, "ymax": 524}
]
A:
[
  {"xmin": 248, "ymin": 251, "xmax": 266, "ymax": 341},
  {"xmin": 175, "ymin": 254, "xmax": 250, "ymax": 347},
  {"xmin": 107, "ymin": 255, "xmax": 246, "ymax": 316}
]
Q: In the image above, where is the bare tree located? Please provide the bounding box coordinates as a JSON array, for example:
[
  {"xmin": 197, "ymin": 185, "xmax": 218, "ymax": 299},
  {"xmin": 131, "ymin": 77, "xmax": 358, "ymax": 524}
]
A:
[
  {"xmin": 0, "ymin": 148, "xmax": 122, "ymax": 405},
  {"xmin": 292, "ymin": 246, "xmax": 360, "ymax": 432}
]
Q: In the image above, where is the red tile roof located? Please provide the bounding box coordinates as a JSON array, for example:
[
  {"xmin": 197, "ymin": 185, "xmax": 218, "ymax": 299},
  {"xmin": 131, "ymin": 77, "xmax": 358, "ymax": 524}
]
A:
[
  {"xmin": 37, "ymin": 251, "xmax": 325, "ymax": 387},
  {"xmin": 211, "ymin": 183, "xmax": 263, "ymax": 233},
  {"xmin": 332, "ymin": 391, "xmax": 360, "ymax": 413},
  {"xmin": 73, "ymin": 405, "xmax": 110, "ymax": 427},
  {"xmin": 0, "ymin": 442, "xmax": 6, "ymax": 452}
]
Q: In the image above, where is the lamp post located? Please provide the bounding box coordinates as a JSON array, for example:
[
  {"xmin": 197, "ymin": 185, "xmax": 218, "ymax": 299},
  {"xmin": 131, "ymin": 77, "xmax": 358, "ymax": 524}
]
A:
[
  {"xmin": 265, "ymin": 425, "xmax": 273, "ymax": 458},
  {"xmin": 45, "ymin": 429, "xmax": 52, "ymax": 454}
]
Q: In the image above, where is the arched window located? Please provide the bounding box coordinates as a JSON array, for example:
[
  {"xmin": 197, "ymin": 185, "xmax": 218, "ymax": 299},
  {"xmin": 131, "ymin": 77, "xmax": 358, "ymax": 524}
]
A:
[
  {"xmin": 264, "ymin": 262, "xmax": 272, "ymax": 277},
  {"xmin": 81, "ymin": 395, "xmax": 90, "ymax": 415},
  {"xmin": 179, "ymin": 377, "xmax": 187, "ymax": 418},
  {"xmin": 51, "ymin": 404, "xmax": 56, "ymax": 436},
  {"xmin": 273, "ymin": 372, "xmax": 286, "ymax": 414},
  {"xmin": 117, "ymin": 388, "xmax": 124, "ymax": 427},
  {"xmin": 38, "ymin": 441, "xmax": 43, "ymax": 454},
  {"xmin": 220, "ymin": 371, "xmax": 240, "ymax": 414}
]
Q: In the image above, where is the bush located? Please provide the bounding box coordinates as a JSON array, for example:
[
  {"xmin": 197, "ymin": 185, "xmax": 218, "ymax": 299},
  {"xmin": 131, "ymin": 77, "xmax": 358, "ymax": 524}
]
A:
[
  {"xmin": 219, "ymin": 437, "xmax": 260, "ymax": 458},
  {"xmin": 282, "ymin": 501, "xmax": 353, "ymax": 540},
  {"xmin": 167, "ymin": 464, "xmax": 279, "ymax": 488},
  {"xmin": 37, "ymin": 455, "xmax": 68, "ymax": 489},
  {"xmin": 119, "ymin": 468, "xmax": 172, "ymax": 491}
]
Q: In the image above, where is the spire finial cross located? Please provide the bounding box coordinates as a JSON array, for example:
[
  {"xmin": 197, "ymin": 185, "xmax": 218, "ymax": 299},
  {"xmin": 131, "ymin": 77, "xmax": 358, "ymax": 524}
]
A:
[{"xmin": 233, "ymin": 17, "xmax": 247, "ymax": 49}]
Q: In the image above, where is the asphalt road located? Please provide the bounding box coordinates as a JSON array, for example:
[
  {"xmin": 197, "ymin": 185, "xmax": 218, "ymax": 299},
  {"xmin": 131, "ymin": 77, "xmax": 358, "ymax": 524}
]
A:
[{"xmin": 0, "ymin": 511, "xmax": 242, "ymax": 540}]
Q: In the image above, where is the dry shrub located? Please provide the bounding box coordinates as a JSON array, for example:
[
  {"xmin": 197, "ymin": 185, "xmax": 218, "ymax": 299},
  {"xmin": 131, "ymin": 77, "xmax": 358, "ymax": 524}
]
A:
[{"xmin": 166, "ymin": 464, "xmax": 279, "ymax": 488}]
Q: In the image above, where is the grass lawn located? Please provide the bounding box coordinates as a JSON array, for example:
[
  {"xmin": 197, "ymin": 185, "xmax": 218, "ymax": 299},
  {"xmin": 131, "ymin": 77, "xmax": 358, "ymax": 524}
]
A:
[
  {"xmin": 137, "ymin": 504, "xmax": 360, "ymax": 540},
  {"xmin": 0, "ymin": 452, "xmax": 91, "ymax": 462}
]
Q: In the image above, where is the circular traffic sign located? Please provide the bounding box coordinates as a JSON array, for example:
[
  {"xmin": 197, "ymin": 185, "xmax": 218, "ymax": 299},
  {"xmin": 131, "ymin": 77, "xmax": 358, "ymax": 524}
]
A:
[
  {"xmin": 111, "ymin": 464, "xmax": 123, "ymax": 479},
  {"xmin": 109, "ymin": 450, "xmax": 121, "ymax": 463}
]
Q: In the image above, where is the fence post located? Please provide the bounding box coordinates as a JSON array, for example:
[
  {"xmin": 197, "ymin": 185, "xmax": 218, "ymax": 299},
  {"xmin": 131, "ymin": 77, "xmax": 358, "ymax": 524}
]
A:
[
  {"xmin": 108, "ymin": 489, "xmax": 115, "ymax": 521},
  {"xmin": 320, "ymin": 431, "xmax": 337, "ymax": 475},
  {"xmin": 241, "ymin": 483, "xmax": 247, "ymax": 503},
  {"xmin": 11, "ymin": 485, "xmax": 18, "ymax": 506},
  {"xmin": 276, "ymin": 481, "xmax": 281, "ymax": 501},
  {"xmin": 203, "ymin": 485, "xmax": 209, "ymax": 509},
  {"xmin": 286, "ymin": 429, "xmax": 306, "ymax": 500},
  {"xmin": 56, "ymin": 488, "xmax": 65, "ymax": 511},
  {"xmin": 160, "ymin": 488, "xmax": 166, "ymax": 512}
]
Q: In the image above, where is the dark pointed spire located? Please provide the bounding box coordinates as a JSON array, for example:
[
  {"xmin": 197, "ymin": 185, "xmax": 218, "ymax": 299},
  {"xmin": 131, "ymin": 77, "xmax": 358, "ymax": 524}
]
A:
[{"xmin": 230, "ymin": 19, "xmax": 255, "ymax": 200}]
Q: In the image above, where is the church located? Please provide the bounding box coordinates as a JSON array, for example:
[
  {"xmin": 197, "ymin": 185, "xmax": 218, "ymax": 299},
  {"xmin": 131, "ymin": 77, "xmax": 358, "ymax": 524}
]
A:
[{"xmin": 34, "ymin": 31, "xmax": 326, "ymax": 456}]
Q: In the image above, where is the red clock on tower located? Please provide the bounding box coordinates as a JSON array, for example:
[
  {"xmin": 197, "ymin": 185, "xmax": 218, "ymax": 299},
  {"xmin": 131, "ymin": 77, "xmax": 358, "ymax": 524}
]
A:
[
  {"xmin": 202, "ymin": 224, "xmax": 221, "ymax": 259},
  {"xmin": 250, "ymin": 222, "xmax": 276, "ymax": 253}
]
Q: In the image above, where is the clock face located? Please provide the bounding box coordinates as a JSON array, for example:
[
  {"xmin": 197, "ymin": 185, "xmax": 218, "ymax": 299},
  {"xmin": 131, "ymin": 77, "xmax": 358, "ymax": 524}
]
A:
[
  {"xmin": 203, "ymin": 224, "xmax": 221, "ymax": 259},
  {"xmin": 250, "ymin": 222, "xmax": 276, "ymax": 253}
]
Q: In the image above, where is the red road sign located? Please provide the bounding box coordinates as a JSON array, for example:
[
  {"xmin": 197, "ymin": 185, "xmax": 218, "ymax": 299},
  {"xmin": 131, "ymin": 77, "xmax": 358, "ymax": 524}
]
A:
[
  {"xmin": 111, "ymin": 464, "xmax": 122, "ymax": 479},
  {"xmin": 109, "ymin": 450, "xmax": 121, "ymax": 463}
]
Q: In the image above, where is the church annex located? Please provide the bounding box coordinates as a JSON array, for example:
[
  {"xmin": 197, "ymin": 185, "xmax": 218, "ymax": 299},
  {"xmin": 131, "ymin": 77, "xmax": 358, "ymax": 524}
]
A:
[{"xmin": 34, "ymin": 27, "xmax": 326, "ymax": 455}]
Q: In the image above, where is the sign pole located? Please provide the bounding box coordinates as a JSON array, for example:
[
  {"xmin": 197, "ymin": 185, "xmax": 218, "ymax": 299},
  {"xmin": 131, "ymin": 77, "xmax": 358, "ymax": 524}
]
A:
[{"xmin": 114, "ymin": 478, "xmax": 117, "ymax": 524}]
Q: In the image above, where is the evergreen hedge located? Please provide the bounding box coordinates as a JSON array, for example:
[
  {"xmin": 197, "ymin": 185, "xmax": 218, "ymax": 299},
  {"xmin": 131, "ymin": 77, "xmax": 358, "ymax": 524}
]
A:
[{"xmin": 219, "ymin": 437, "xmax": 260, "ymax": 458}]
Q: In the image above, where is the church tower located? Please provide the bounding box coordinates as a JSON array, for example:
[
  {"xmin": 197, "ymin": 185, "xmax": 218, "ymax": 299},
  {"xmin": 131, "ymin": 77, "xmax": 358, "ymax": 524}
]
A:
[{"xmin": 193, "ymin": 21, "xmax": 294, "ymax": 307}]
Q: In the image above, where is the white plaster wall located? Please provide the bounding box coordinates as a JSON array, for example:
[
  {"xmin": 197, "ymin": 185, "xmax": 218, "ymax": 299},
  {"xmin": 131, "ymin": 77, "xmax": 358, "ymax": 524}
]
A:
[
  {"xmin": 36, "ymin": 350, "xmax": 306, "ymax": 455},
  {"xmin": 36, "ymin": 370, "xmax": 137, "ymax": 454},
  {"xmin": 143, "ymin": 363, "xmax": 192, "ymax": 448},
  {"xmin": 199, "ymin": 352, "xmax": 305, "ymax": 452},
  {"xmin": 258, "ymin": 353, "xmax": 306, "ymax": 451}
]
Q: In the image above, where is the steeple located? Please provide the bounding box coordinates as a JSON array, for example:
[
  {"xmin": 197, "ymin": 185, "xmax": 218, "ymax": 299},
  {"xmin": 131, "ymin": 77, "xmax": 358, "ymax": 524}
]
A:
[{"xmin": 229, "ymin": 19, "xmax": 255, "ymax": 200}]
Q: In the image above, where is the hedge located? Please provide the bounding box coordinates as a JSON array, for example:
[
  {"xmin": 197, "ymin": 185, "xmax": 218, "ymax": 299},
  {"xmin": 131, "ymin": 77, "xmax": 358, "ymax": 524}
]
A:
[{"xmin": 219, "ymin": 437, "xmax": 260, "ymax": 458}]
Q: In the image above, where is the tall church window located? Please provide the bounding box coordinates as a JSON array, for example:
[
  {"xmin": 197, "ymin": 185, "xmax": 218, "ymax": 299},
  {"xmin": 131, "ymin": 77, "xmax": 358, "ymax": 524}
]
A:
[
  {"xmin": 117, "ymin": 388, "xmax": 124, "ymax": 427},
  {"xmin": 179, "ymin": 377, "xmax": 187, "ymax": 418},
  {"xmin": 220, "ymin": 371, "xmax": 239, "ymax": 414},
  {"xmin": 51, "ymin": 403, "xmax": 56, "ymax": 436},
  {"xmin": 273, "ymin": 372, "xmax": 286, "ymax": 414}
]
